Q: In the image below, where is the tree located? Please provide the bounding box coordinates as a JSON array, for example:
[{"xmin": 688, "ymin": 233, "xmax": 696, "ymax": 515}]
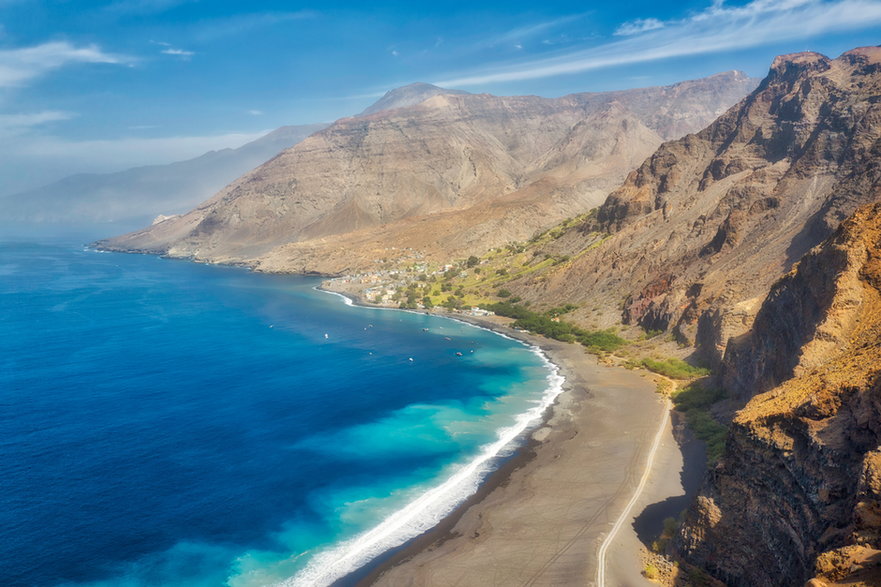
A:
[
  {"xmin": 466, "ymin": 255, "xmax": 479, "ymax": 267},
  {"xmin": 443, "ymin": 296, "xmax": 462, "ymax": 310}
]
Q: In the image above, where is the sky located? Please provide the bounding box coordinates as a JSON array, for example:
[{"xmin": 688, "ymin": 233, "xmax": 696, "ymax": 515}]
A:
[{"xmin": 0, "ymin": 0, "xmax": 879, "ymax": 194}]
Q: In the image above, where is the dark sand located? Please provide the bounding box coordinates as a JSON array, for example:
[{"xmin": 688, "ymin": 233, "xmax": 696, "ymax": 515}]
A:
[{"xmin": 335, "ymin": 313, "xmax": 699, "ymax": 587}]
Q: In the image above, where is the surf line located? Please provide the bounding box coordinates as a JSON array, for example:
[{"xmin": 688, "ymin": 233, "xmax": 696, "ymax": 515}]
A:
[
  {"xmin": 595, "ymin": 397, "xmax": 671, "ymax": 587},
  {"xmin": 284, "ymin": 288, "xmax": 566, "ymax": 587}
]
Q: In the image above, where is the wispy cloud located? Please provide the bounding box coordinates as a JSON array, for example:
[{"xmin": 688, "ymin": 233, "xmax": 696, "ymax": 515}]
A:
[
  {"xmin": 481, "ymin": 14, "xmax": 585, "ymax": 48},
  {"xmin": 161, "ymin": 47, "xmax": 194, "ymax": 58},
  {"xmin": 437, "ymin": 0, "xmax": 881, "ymax": 87},
  {"xmin": 0, "ymin": 129, "xmax": 269, "ymax": 194},
  {"xmin": 0, "ymin": 41, "xmax": 133, "ymax": 88},
  {"xmin": 191, "ymin": 11, "xmax": 317, "ymax": 42},
  {"xmin": 18, "ymin": 130, "xmax": 267, "ymax": 159},
  {"xmin": 246, "ymin": 109, "xmax": 263, "ymax": 116},
  {"xmin": 0, "ymin": 110, "xmax": 74, "ymax": 137},
  {"xmin": 614, "ymin": 18, "xmax": 664, "ymax": 36}
]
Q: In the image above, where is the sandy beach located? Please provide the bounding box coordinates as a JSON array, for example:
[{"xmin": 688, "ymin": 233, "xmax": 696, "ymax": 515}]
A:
[{"xmin": 334, "ymin": 312, "xmax": 696, "ymax": 587}]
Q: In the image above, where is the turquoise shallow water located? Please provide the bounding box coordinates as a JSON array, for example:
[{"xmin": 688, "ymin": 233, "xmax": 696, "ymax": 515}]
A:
[{"xmin": 0, "ymin": 241, "xmax": 560, "ymax": 586}]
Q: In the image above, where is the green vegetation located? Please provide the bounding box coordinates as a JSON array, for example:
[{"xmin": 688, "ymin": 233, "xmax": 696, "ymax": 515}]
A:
[
  {"xmin": 485, "ymin": 302, "xmax": 628, "ymax": 353},
  {"xmin": 638, "ymin": 357, "xmax": 710, "ymax": 380},
  {"xmin": 546, "ymin": 304, "xmax": 577, "ymax": 317},
  {"xmin": 497, "ymin": 288, "xmax": 512, "ymax": 298},
  {"xmin": 651, "ymin": 516, "xmax": 680, "ymax": 554},
  {"xmin": 672, "ymin": 383, "xmax": 728, "ymax": 462},
  {"xmin": 643, "ymin": 564, "xmax": 660, "ymax": 580},
  {"xmin": 466, "ymin": 255, "xmax": 479, "ymax": 267}
]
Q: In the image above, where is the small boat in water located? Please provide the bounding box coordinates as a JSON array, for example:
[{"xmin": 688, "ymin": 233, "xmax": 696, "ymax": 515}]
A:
[{"xmin": 456, "ymin": 352, "xmax": 463, "ymax": 357}]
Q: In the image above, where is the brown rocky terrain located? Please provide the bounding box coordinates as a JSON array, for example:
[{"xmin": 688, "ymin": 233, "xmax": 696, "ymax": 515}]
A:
[
  {"xmin": 504, "ymin": 47, "xmax": 881, "ymax": 367},
  {"xmin": 676, "ymin": 202, "xmax": 881, "ymax": 586},
  {"xmin": 96, "ymin": 72, "xmax": 756, "ymax": 271}
]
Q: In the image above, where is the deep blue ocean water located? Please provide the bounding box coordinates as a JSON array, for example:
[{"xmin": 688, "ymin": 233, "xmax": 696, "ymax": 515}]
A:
[{"xmin": 0, "ymin": 241, "xmax": 560, "ymax": 587}]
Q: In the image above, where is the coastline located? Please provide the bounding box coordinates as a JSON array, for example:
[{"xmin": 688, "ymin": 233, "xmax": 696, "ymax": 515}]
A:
[
  {"xmin": 315, "ymin": 288, "xmax": 693, "ymax": 587},
  {"xmin": 361, "ymin": 315, "xmax": 684, "ymax": 586}
]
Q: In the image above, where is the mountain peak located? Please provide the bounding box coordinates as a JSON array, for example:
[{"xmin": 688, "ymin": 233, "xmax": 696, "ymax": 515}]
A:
[
  {"xmin": 360, "ymin": 82, "xmax": 469, "ymax": 116},
  {"xmin": 769, "ymin": 50, "xmax": 831, "ymax": 77},
  {"xmin": 840, "ymin": 45, "xmax": 881, "ymax": 65}
]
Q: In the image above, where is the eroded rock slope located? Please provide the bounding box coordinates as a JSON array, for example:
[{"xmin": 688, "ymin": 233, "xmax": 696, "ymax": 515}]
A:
[
  {"xmin": 510, "ymin": 47, "xmax": 881, "ymax": 365},
  {"xmin": 677, "ymin": 203, "xmax": 881, "ymax": 586},
  {"xmin": 97, "ymin": 73, "xmax": 756, "ymax": 271}
]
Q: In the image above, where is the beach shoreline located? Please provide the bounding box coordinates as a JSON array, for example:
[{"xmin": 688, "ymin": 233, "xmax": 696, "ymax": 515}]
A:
[{"xmin": 316, "ymin": 286, "xmax": 696, "ymax": 587}]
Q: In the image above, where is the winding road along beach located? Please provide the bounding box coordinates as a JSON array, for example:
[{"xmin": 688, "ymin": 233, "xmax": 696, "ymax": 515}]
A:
[{"xmin": 359, "ymin": 321, "xmax": 688, "ymax": 586}]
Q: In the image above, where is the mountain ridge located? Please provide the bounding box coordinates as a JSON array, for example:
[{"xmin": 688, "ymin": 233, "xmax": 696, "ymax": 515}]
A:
[
  {"xmin": 97, "ymin": 71, "xmax": 758, "ymax": 270},
  {"xmin": 496, "ymin": 47, "xmax": 881, "ymax": 368},
  {"xmin": 2, "ymin": 123, "xmax": 327, "ymax": 228}
]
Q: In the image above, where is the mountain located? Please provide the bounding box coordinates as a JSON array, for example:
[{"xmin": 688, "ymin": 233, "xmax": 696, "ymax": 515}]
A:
[
  {"xmin": 1, "ymin": 123, "xmax": 327, "ymax": 228},
  {"xmin": 360, "ymin": 82, "xmax": 469, "ymax": 116},
  {"xmin": 501, "ymin": 47, "xmax": 881, "ymax": 368},
  {"xmin": 97, "ymin": 72, "xmax": 758, "ymax": 271},
  {"xmin": 677, "ymin": 202, "xmax": 881, "ymax": 586}
]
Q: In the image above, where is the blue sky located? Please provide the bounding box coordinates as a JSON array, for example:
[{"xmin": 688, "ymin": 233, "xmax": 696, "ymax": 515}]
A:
[{"xmin": 1, "ymin": 0, "xmax": 879, "ymax": 193}]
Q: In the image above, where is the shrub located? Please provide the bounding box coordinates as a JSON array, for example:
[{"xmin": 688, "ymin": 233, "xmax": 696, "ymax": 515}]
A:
[
  {"xmin": 577, "ymin": 329, "xmax": 627, "ymax": 352},
  {"xmin": 466, "ymin": 255, "xmax": 479, "ymax": 267},
  {"xmin": 673, "ymin": 382, "xmax": 728, "ymax": 462},
  {"xmin": 497, "ymin": 288, "xmax": 512, "ymax": 298},
  {"xmin": 485, "ymin": 302, "xmax": 627, "ymax": 352},
  {"xmin": 643, "ymin": 564, "xmax": 660, "ymax": 580},
  {"xmin": 442, "ymin": 296, "xmax": 462, "ymax": 310},
  {"xmin": 640, "ymin": 357, "xmax": 710, "ymax": 379},
  {"xmin": 546, "ymin": 304, "xmax": 578, "ymax": 317}
]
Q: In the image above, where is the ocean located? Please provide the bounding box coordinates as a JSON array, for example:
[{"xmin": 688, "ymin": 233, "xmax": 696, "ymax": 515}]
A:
[{"xmin": 0, "ymin": 240, "xmax": 561, "ymax": 586}]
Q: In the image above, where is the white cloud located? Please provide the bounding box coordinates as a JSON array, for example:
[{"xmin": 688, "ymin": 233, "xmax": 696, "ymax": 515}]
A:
[
  {"xmin": 0, "ymin": 110, "xmax": 74, "ymax": 137},
  {"xmin": 246, "ymin": 109, "xmax": 263, "ymax": 116},
  {"xmin": 436, "ymin": 0, "xmax": 881, "ymax": 87},
  {"xmin": 481, "ymin": 15, "xmax": 584, "ymax": 48},
  {"xmin": 0, "ymin": 41, "xmax": 133, "ymax": 88},
  {"xmin": 161, "ymin": 47, "xmax": 195, "ymax": 57},
  {"xmin": 614, "ymin": 18, "xmax": 664, "ymax": 36}
]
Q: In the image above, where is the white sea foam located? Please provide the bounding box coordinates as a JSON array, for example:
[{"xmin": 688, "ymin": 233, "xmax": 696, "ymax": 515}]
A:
[
  {"xmin": 278, "ymin": 299, "xmax": 565, "ymax": 587},
  {"xmin": 318, "ymin": 288, "xmax": 354, "ymax": 306}
]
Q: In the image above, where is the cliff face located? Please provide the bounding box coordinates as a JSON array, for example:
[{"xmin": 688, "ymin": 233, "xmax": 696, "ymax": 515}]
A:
[
  {"xmin": 677, "ymin": 203, "xmax": 881, "ymax": 585},
  {"xmin": 510, "ymin": 47, "xmax": 881, "ymax": 365},
  {"xmin": 96, "ymin": 73, "xmax": 756, "ymax": 271}
]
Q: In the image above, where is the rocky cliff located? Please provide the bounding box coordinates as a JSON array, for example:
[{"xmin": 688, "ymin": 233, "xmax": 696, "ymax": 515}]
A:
[
  {"xmin": 508, "ymin": 47, "xmax": 881, "ymax": 366},
  {"xmin": 677, "ymin": 203, "xmax": 881, "ymax": 586},
  {"xmin": 97, "ymin": 73, "xmax": 756, "ymax": 272}
]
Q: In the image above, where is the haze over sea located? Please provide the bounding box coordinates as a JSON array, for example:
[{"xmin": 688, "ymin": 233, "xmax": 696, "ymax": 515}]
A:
[{"xmin": 0, "ymin": 240, "xmax": 560, "ymax": 587}]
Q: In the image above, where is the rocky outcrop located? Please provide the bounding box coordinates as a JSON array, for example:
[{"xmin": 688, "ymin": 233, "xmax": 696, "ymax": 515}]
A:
[
  {"xmin": 677, "ymin": 203, "xmax": 881, "ymax": 585},
  {"xmin": 510, "ymin": 47, "xmax": 881, "ymax": 365},
  {"xmin": 97, "ymin": 73, "xmax": 757, "ymax": 271}
]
